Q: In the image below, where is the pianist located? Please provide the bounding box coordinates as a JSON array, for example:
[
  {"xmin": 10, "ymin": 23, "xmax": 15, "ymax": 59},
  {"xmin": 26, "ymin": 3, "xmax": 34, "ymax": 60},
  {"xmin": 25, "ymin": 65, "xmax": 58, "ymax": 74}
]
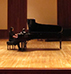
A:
[
  {"xmin": 18, "ymin": 28, "xmax": 26, "ymax": 36},
  {"xmin": 9, "ymin": 27, "xmax": 21, "ymax": 51}
]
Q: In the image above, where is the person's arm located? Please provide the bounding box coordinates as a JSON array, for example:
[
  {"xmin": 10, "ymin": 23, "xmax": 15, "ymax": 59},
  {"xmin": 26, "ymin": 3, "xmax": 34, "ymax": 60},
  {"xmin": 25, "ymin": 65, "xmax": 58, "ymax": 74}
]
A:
[{"xmin": 13, "ymin": 34, "xmax": 18, "ymax": 38}]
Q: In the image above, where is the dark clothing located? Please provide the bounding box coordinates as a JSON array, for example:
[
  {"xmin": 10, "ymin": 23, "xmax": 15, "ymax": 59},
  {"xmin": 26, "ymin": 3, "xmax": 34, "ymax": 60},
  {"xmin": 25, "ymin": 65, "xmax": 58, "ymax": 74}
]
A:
[
  {"xmin": 9, "ymin": 31, "xmax": 15, "ymax": 41},
  {"xmin": 9, "ymin": 31, "xmax": 21, "ymax": 50}
]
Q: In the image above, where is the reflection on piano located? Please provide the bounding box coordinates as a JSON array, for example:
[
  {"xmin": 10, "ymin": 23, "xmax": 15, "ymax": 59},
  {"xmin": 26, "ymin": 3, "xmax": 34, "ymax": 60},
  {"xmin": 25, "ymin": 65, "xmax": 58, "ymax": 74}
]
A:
[{"xmin": 17, "ymin": 19, "xmax": 63, "ymax": 50}]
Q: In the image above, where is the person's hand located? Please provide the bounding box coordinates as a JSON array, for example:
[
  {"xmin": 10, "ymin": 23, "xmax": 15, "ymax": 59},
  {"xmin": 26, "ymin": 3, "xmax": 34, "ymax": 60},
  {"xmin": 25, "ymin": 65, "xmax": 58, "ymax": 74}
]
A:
[{"xmin": 13, "ymin": 34, "xmax": 18, "ymax": 38}]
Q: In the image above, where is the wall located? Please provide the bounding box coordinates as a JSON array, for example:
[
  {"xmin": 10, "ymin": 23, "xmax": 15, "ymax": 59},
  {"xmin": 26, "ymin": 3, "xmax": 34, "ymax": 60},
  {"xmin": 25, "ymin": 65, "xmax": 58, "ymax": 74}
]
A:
[
  {"xmin": 8, "ymin": 0, "xmax": 27, "ymax": 33},
  {"xmin": 27, "ymin": 0, "xmax": 57, "ymax": 25},
  {"xmin": 58, "ymin": 0, "xmax": 71, "ymax": 28},
  {"xmin": 0, "ymin": 0, "xmax": 27, "ymax": 39},
  {"xmin": 0, "ymin": 0, "xmax": 7, "ymax": 29}
]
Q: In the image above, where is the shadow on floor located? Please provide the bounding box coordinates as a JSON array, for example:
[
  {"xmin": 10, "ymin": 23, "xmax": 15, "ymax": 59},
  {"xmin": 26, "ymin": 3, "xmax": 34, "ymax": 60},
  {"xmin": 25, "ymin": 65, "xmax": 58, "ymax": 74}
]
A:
[
  {"xmin": 7, "ymin": 48, "xmax": 61, "ymax": 52},
  {"xmin": 25, "ymin": 48, "xmax": 60, "ymax": 52}
]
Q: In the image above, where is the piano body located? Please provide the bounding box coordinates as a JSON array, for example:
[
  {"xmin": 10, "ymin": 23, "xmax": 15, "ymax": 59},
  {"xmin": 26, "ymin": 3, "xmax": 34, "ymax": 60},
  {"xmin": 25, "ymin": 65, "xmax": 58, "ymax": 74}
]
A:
[{"xmin": 18, "ymin": 19, "xmax": 63, "ymax": 49}]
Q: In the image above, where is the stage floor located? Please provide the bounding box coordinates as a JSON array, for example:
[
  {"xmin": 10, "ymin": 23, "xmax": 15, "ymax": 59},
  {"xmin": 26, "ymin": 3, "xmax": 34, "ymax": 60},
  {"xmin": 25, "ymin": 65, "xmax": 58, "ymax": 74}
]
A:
[{"xmin": 0, "ymin": 39, "xmax": 71, "ymax": 70}]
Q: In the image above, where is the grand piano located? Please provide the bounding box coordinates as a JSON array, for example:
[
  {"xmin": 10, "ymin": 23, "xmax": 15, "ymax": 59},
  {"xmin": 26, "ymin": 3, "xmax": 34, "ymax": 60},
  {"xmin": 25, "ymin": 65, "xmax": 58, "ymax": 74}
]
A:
[{"xmin": 18, "ymin": 19, "xmax": 63, "ymax": 50}]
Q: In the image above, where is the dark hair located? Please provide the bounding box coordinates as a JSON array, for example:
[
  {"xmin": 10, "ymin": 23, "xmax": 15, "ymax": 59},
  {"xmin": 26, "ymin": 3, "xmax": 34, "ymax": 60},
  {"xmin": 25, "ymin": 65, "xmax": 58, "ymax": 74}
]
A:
[{"xmin": 10, "ymin": 27, "xmax": 14, "ymax": 32}]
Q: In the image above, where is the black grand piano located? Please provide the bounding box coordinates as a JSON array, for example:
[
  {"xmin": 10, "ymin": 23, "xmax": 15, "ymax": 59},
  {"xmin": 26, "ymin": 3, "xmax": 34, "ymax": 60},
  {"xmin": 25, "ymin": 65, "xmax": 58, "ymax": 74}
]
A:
[{"xmin": 18, "ymin": 19, "xmax": 63, "ymax": 50}]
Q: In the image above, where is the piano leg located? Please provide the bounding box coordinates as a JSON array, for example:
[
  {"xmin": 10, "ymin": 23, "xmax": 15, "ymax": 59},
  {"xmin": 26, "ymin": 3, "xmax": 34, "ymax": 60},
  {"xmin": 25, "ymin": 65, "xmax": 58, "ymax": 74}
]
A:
[
  {"xmin": 24, "ymin": 41, "xmax": 27, "ymax": 49},
  {"xmin": 60, "ymin": 33, "xmax": 62, "ymax": 49},
  {"xmin": 21, "ymin": 41, "xmax": 26, "ymax": 51},
  {"xmin": 21, "ymin": 42, "xmax": 24, "ymax": 50},
  {"xmin": 60, "ymin": 40, "xmax": 61, "ymax": 49}
]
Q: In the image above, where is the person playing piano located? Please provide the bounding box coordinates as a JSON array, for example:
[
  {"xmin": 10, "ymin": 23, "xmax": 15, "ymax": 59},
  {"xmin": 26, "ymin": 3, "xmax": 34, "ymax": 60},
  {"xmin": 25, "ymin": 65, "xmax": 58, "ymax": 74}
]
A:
[
  {"xmin": 18, "ymin": 28, "xmax": 26, "ymax": 35},
  {"xmin": 9, "ymin": 27, "xmax": 21, "ymax": 51}
]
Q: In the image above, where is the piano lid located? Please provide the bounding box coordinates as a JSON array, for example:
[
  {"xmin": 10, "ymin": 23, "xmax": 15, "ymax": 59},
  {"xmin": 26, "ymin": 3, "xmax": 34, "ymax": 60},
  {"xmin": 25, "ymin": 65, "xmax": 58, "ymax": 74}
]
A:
[
  {"xmin": 27, "ymin": 19, "xmax": 35, "ymax": 25},
  {"xmin": 27, "ymin": 19, "xmax": 62, "ymax": 32}
]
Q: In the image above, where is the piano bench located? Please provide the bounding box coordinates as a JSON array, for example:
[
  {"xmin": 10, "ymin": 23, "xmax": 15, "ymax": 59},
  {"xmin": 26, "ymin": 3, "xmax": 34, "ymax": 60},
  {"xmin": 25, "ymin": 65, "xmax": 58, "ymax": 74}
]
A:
[{"xmin": 7, "ymin": 41, "xmax": 16, "ymax": 50}]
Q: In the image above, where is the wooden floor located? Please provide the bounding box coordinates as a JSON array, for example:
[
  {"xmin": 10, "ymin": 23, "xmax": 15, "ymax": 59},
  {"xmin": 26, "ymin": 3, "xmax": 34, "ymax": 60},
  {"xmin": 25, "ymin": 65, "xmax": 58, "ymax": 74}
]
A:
[{"xmin": 0, "ymin": 39, "xmax": 71, "ymax": 70}]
